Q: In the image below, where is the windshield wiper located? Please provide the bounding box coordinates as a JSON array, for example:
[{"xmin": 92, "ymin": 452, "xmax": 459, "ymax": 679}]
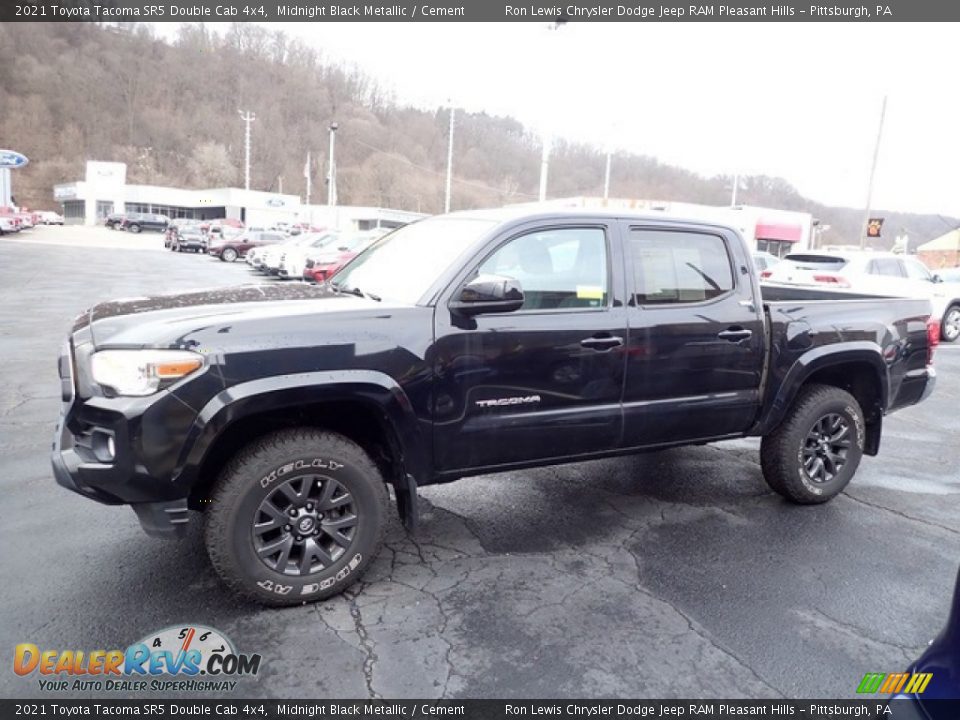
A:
[{"xmin": 331, "ymin": 282, "xmax": 381, "ymax": 302}]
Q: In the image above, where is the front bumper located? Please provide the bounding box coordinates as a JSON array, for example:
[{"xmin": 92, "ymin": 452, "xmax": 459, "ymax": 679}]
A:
[{"xmin": 51, "ymin": 345, "xmax": 200, "ymax": 537}]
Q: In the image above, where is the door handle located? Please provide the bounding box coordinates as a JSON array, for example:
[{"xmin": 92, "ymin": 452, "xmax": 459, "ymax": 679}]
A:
[
  {"xmin": 717, "ymin": 327, "xmax": 753, "ymax": 342},
  {"xmin": 581, "ymin": 335, "xmax": 624, "ymax": 351}
]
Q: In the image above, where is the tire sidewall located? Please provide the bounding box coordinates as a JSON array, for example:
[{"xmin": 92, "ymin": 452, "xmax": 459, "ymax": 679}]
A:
[
  {"xmin": 218, "ymin": 451, "xmax": 384, "ymax": 604},
  {"xmin": 794, "ymin": 398, "xmax": 864, "ymax": 498}
]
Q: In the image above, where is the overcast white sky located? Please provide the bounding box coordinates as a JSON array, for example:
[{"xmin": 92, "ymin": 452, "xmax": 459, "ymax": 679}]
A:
[{"xmin": 158, "ymin": 22, "xmax": 957, "ymax": 216}]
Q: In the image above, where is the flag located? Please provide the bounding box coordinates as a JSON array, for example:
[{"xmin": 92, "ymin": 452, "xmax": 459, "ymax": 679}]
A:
[{"xmin": 867, "ymin": 218, "xmax": 884, "ymax": 238}]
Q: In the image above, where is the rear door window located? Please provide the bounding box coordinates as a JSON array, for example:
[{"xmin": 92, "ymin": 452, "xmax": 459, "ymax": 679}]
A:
[
  {"xmin": 869, "ymin": 258, "xmax": 905, "ymax": 277},
  {"xmin": 628, "ymin": 229, "xmax": 734, "ymax": 304}
]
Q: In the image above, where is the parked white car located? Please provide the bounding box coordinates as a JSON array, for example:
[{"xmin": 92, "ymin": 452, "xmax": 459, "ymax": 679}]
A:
[
  {"xmin": 763, "ymin": 250, "xmax": 960, "ymax": 342},
  {"xmin": 276, "ymin": 232, "xmax": 348, "ymax": 279},
  {"xmin": 38, "ymin": 211, "xmax": 64, "ymax": 225},
  {"xmin": 0, "ymin": 216, "xmax": 18, "ymax": 234},
  {"xmin": 245, "ymin": 245, "xmax": 266, "ymax": 268},
  {"xmin": 753, "ymin": 251, "xmax": 782, "ymax": 274},
  {"xmin": 259, "ymin": 232, "xmax": 338, "ymax": 277}
]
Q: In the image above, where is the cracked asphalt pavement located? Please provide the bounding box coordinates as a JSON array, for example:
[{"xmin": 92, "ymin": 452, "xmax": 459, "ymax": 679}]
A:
[{"xmin": 1, "ymin": 230, "xmax": 958, "ymax": 700}]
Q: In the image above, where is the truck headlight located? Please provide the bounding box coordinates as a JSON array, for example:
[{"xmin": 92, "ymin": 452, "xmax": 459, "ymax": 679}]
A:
[{"xmin": 90, "ymin": 349, "xmax": 204, "ymax": 397}]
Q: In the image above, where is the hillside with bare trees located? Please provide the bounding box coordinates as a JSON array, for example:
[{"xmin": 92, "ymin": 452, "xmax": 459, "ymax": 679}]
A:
[{"xmin": 0, "ymin": 22, "xmax": 955, "ymax": 247}]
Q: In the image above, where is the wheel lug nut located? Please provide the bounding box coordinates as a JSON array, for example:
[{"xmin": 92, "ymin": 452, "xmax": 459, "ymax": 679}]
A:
[
  {"xmin": 306, "ymin": 503, "xmax": 314, "ymax": 511},
  {"xmin": 284, "ymin": 524, "xmax": 292, "ymax": 531},
  {"xmin": 288, "ymin": 509, "xmax": 297, "ymax": 517}
]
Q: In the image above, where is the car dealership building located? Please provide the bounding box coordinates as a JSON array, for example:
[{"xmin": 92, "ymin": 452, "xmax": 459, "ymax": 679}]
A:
[{"xmin": 53, "ymin": 161, "xmax": 425, "ymax": 231}]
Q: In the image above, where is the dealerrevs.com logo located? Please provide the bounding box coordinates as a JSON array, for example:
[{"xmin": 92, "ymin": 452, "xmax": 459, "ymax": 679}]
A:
[{"xmin": 14, "ymin": 625, "xmax": 262, "ymax": 693}]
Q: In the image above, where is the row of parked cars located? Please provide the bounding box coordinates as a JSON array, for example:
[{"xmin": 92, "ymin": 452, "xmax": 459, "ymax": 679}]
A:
[
  {"xmin": 0, "ymin": 208, "xmax": 64, "ymax": 234},
  {"xmin": 755, "ymin": 248, "xmax": 960, "ymax": 342},
  {"xmin": 244, "ymin": 229, "xmax": 387, "ymax": 282},
  {"xmin": 163, "ymin": 215, "xmax": 391, "ymax": 285}
]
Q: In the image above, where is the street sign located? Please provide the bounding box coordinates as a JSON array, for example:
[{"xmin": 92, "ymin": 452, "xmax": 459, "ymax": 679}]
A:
[{"xmin": 0, "ymin": 149, "xmax": 29, "ymax": 169}]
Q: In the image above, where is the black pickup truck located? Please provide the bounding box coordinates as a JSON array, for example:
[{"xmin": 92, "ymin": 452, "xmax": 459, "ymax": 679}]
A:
[{"xmin": 52, "ymin": 208, "xmax": 937, "ymax": 605}]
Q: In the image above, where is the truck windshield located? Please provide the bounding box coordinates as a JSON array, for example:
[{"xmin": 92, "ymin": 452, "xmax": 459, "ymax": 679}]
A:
[{"xmin": 333, "ymin": 217, "xmax": 496, "ymax": 304}]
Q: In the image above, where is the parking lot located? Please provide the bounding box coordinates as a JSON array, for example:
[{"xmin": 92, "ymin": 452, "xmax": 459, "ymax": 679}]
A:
[{"xmin": 1, "ymin": 226, "xmax": 958, "ymax": 700}]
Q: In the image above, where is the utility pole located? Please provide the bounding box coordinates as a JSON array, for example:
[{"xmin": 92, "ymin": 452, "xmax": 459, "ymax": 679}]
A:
[
  {"xmin": 238, "ymin": 110, "xmax": 255, "ymax": 191},
  {"xmin": 603, "ymin": 150, "xmax": 612, "ymax": 201},
  {"xmin": 539, "ymin": 135, "xmax": 551, "ymax": 202},
  {"xmin": 304, "ymin": 151, "xmax": 311, "ymax": 205},
  {"xmin": 444, "ymin": 105, "xmax": 455, "ymax": 213},
  {"xmin": 327, "ymin": 122, "xmax": 339, "ymax": 207},
  {"xmin": 859, "ymin": 95, "xmax": 888, "ymax": 250},
  {"xmin": 538, "ymin": 21, "xmax": 564, "ymax": 203},
  {"xmin": 731, "ymin": 173, "xmax": 739, "ymax": 206},
  {"xmin": 277, "ymin": 176, "xmax": 283, "ymax": 194}
]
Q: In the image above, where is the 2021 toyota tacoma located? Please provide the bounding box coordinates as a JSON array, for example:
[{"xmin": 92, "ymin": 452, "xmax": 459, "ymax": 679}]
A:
[{"xmin": 52, "ymin": 208, "xmax": 937, "ymax": 605}]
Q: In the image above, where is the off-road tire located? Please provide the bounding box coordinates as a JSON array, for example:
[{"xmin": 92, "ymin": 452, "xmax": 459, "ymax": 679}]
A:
[
  {"xmin": 204, "ymin": 429, "xmax": 389, "ymax": 606},
  {"xmin": 760, "ymin": 383, "xmax": 864, "ymax": 504}
]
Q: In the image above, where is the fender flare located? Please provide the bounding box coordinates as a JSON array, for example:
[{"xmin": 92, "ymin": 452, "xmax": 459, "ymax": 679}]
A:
[
  {"xmin": 171, "ymin": 370, "xmax": 431, "ymax": 495},
  {"xmin": 755, "ymin": 342, "xmax": 888, "ymax": 436}
]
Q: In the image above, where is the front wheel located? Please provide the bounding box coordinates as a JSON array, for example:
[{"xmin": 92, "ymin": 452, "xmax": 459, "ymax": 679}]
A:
[
  {"xmin": 942, "ymin": 304, "xmax": 960, "ymax": 343},
  {"xmin": 221, "ymin": 247, "xmax": 238, "ymax": 262},
  {"xmin": 204, "ymin": 429, "xmax": 389, "ymax": 606},
  {"xmin": 760, "ymin": 383, "xmax": 865, "ymax": 504}
]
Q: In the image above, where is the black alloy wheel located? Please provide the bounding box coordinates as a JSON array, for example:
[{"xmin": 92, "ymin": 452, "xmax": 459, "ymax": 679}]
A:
[
  {"xmin": 252, "ymin": 474, "xmax": 358, "ymax": 576},
  {"xmin": 800, "ymin": 413, "xmax": 851, "ymax": 484}
]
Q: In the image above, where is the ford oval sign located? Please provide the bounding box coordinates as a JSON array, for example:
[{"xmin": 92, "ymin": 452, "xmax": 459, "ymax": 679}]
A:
[
  {"xmin": 266, "ymin": 198, "xmax": 284, "ymax": 207},
  {"xmin": 0, "ymin": 150, "xmax": 29, "ymax": 169}
]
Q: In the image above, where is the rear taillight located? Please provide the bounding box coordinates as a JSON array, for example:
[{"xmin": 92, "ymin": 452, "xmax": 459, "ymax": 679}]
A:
[
  {"xmin": 812, "ymin": 274, "xmax": 850, "ymax": 288},
  {"xmin": 927, "ymin": 316, "xmax": 940, "ymax": 365},
  {"xmin": 760, "ymin": 270, "xmax": 772, "ymax": 279}
]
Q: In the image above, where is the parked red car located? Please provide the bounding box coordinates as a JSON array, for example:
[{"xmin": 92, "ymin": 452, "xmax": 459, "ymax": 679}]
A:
[
  {"xmin": 301, "ymin": 234, "xmax": 380, "ymax": 283},
  {"xmin": 207, "ymin": 229, "xmax": 287, "ymax": 262}
]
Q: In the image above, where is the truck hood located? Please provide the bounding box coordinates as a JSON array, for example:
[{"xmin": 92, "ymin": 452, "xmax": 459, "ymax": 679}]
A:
[{"xmin": 72, "ymin": 283, "xmax": 404, "ymax": 348}]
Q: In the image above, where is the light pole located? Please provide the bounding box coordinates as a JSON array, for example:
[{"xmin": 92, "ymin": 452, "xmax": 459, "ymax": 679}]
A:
[
  {"xmin": 539, "ymin": 135, "xmax": 551, "ymax": 202},
  {"xmin": 859, "ymin": 95, "xmax": 888, "ymax": 249},
  {"xmin": 603, "ymin": 150, "xmax": 612, "ymax": 201},
  {"xmin": 304, "ymin": 152, "xmax": 311, "ymax": 206},
  {"xmin": 538, "ymin": 21, "xmax": 565, "ymax": 202},
  {"xmin": 444, "ymin": 104, "xmax": 455, "ymax": 213},
  {"xmin": 327, "ymin": 122, "xmax": 339, "ymax": 207},
  {"xmin": 238, "ymin": 109, "xmax": 255, "ymax": 191}
]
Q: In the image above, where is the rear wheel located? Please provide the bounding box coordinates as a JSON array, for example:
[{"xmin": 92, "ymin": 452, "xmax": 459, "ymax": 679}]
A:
[
  {"xmin": 128, "ymin": 224, "xmax": 141, "ymax": 234},
  {"xmin": 221, "ymin": 247, "xmax": 238, "ymax": 263},
  {"xmin": 942, "ymin": 304, "xmax": 960, "ymax": 343},
  {"xmin": 204, "ymin": 429, "xmax": 388, "ymax": 606},
  {"xmin": 760, "ymin": 383, "xmax": 864, "ymax": 504}
]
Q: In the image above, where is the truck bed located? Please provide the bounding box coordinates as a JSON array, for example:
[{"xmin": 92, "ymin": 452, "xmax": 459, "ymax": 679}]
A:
[{"xmin": 756, "ymin": 283, "xmax": 934, "ymax": 436}]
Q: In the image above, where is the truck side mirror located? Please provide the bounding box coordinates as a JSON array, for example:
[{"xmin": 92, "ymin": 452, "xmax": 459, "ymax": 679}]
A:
[{"xmin": 449, "ymin": 274, "xmax": 525, "ymax": 316}]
